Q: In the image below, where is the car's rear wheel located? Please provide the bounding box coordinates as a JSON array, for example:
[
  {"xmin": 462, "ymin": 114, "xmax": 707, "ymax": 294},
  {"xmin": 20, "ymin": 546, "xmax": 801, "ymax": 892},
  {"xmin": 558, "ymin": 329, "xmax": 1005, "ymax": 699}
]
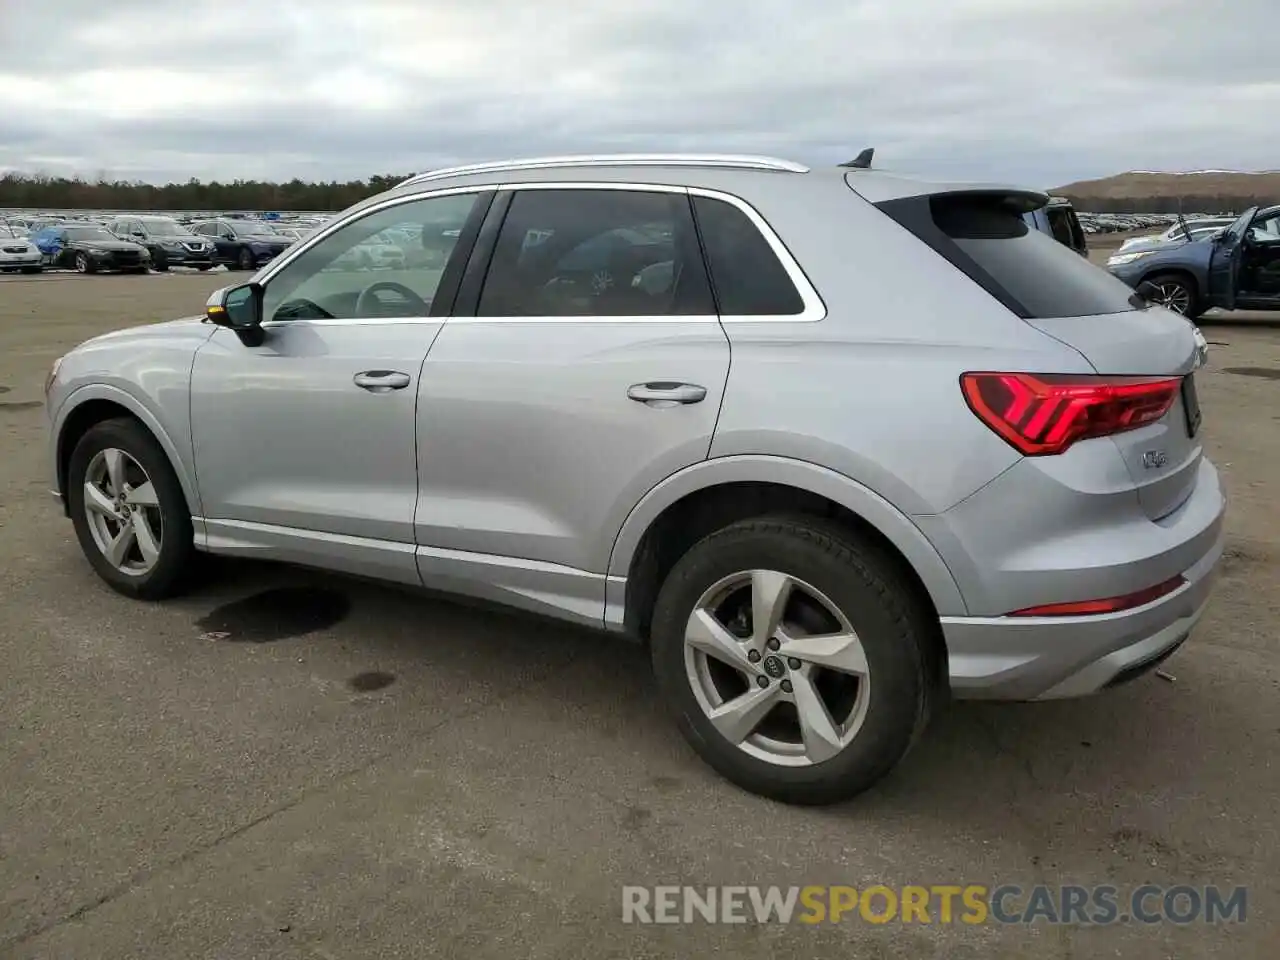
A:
[
  {"xmin": 237, "ymin": 247, "xmax": 254, "ymax": 271},
  {"xmin": 66, "ymin": 418, "xmax": 195, "ymax": 600},
  {"xmin": 649, "ymin": 516, "xmax": 934, "ymax": 805},
  {"xmin": 1143, "ymin": 273, "xmax": 1201, "ymax": 319}
]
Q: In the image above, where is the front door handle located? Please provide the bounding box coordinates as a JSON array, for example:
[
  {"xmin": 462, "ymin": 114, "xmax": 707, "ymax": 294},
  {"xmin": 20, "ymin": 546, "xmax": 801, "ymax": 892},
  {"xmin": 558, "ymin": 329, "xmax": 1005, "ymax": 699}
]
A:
[
  {"xmin": 353, "ymin": 370, "xmax": 411, "ymax": 392},
  {"xmin": 627, "ymin": 382, "xmax": 707, "ymax": 406}
]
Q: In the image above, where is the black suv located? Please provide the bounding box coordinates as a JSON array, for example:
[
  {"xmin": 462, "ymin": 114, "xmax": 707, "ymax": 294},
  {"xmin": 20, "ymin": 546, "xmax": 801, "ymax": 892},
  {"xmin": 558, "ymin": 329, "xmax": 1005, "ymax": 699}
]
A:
[{"xmin": 108, "ymin": 216, "xmax": 216, "ymax": 271}]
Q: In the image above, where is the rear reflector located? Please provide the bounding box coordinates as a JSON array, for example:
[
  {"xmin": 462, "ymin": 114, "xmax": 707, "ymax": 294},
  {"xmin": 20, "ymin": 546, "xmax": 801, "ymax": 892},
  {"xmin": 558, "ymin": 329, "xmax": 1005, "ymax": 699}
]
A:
[
  {"xmin": 1006, "ymin": 575, "xmax": 1186, "ymax": 617},
  {"xmin": 961, "ymin": 372, "xmax": 1181, "ymax": 456}
]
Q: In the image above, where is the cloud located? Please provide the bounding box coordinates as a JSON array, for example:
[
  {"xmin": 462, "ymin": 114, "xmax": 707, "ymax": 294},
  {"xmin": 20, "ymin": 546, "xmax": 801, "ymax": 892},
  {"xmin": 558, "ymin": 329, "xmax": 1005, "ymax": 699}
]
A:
[{"xmin": 0, "ymin": 0, "xmax": 1273, "ymax": 188}]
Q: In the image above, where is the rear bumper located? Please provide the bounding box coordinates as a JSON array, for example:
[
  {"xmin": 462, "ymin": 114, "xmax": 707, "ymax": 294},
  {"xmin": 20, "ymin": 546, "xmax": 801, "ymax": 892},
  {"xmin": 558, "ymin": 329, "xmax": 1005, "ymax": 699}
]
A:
[
  {"xmin": 941, "ymin": 531, "xmax": 1221, "ymax": 700},
  {"xmin": 926, "ymin": 456, "xmax": 1227, "ymax": 700}
]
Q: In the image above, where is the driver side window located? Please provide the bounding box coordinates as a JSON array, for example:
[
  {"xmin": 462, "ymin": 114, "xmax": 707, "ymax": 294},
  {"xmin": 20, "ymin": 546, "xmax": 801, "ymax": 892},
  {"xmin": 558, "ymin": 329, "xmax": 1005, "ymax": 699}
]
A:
[{"xmin": 261, "ymin": 192, "xmax": 481, "ymax": 323}]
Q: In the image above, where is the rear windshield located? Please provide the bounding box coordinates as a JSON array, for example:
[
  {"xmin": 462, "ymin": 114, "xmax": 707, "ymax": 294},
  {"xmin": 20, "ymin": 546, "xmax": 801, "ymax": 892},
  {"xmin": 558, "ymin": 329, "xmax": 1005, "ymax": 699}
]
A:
[{"xmin": 876, "ymin": 193, "xmax": 1138, "ymax": 319}]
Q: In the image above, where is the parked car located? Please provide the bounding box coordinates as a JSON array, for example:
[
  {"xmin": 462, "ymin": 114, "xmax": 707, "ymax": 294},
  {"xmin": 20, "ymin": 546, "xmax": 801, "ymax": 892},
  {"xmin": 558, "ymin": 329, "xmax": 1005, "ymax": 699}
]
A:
[
  {"xmin": 189, "ymin": 218, "xmax": 294, "ymax": 270},
  {"xmin": 1024, "ymin": 196, "xmax": 1088, "ymax": 256},
  {"xmin": 1107, "ymin": 205, "xmax": 1280, "ymax": 318},
  {"xmin": 31, "ymin": 224, "xmax": 150, "ymax": 273},
  {"xmin": 107, "ymin": 216, "xmax": 216, "ymax": 271},
  {"xmin": 45, "ymin": 153, "xmax": 1223, "ymax": 805},
  {"xmin": 0, "ymin": 223, "xmax": 43, "ymax": 273},
  {"xmin": 27, "ymin": 217, "xmax": 71, "ymax": 234},
  {"xmin": 1116, "ymin": 217, "xmax": 1237, "ymax": 254}
]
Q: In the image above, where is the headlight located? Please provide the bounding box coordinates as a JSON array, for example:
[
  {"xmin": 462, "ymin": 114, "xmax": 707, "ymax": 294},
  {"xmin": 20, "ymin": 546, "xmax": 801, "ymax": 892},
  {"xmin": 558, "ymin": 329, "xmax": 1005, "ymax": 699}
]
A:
[
  {"xmin": 1107, "ymin": 251, "xmax": 1155, "ymax": 267},
  {"xmin": 90, "ymin": 248, "xmax": 111, "ymax": 258}
]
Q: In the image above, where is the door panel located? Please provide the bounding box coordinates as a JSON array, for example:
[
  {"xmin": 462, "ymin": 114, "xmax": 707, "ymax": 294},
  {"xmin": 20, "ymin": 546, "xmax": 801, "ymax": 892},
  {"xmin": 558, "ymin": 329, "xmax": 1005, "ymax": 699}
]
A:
[
  {"xmin": 415, "ymin": 321, "xmax": 730, "ymax": 572},
  {"xmin": 189, "ymin": 189, "xmax": 488, "ymax": 581},
  {"xmin": 191, "ymin": 322, "xmax": 435, "ymax": 544},
  {"xmin": 1206, "ymin": 206, "xmax": 1257, "ymax": 310},
  {"xmin": 414, "ymin": 185, "xmax": 730, "ymax": 583}
]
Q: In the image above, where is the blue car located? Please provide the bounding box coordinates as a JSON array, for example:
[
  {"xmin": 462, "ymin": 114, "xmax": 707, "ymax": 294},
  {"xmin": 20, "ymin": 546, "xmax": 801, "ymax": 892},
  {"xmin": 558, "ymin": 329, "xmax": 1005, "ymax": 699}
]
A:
[{"xmin": 1105, "ymin": 205, "xmax": 1280, "ymax": 319}]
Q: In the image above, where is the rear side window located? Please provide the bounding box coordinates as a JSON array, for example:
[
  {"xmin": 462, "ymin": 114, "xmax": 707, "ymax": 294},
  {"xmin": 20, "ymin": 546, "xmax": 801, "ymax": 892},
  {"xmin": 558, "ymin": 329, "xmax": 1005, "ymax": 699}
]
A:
[
  {"xmin": 477, "ymin": 188, "xmax": 714, "ymax": 317},
  {"xmin": 878, "ymin": 193, "xmax": 1138, "ymax": 319},
  {"xmin": 691, "ymin": 196, "xmax": 805, "ymax": 316}
]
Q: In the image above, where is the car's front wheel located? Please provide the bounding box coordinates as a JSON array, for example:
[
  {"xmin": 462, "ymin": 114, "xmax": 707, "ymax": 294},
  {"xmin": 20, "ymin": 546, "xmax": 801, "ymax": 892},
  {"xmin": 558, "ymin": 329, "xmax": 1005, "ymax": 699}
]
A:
[
  {"xmin": 649, "ymin": 516, "xmax": 935, "ymax": 806},
  {"xmin": 74, "ymin": 252, "xmax": 93, "ymax": 274},
  {"xmin": 66, "ymin": 418, "xmax": 195, "ymax": 600},
  {"xmin": 1143, "ymin": 273, "xmax": 1202, "ymax": 319}
]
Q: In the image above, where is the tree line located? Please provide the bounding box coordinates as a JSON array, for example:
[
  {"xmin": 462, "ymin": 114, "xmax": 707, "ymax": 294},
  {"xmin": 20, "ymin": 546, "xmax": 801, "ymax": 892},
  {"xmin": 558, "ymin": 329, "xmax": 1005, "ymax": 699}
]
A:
[
  {"xmin": 0, "ymin": 173, "xmax": 414, "ymax": 212},
  {"xmin": 2, "ymin": 172, "xmax": 1269, "ymax": 216}
]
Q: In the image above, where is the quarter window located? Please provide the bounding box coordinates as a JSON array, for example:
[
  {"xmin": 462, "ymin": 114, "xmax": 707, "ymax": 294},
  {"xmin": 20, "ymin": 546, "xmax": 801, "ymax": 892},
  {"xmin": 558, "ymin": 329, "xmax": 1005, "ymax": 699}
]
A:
[
  {"xmin": 476, "ymin": 189, "xmax": 714, "ymax": 317},
  {"xmin": 260, "ymin": 192, "xmax": 481, "ymax": 322},
  {"xmin": 691, "ymin": 195, "xmax": 805, "ymax": 316}
]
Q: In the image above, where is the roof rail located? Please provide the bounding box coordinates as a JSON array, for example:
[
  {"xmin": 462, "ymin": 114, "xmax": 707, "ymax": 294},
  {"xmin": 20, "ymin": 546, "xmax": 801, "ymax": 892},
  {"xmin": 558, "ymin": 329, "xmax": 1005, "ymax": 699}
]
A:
[{"xmin": 398, "ymin": 154, "xmax": 809, "ymax": 187}]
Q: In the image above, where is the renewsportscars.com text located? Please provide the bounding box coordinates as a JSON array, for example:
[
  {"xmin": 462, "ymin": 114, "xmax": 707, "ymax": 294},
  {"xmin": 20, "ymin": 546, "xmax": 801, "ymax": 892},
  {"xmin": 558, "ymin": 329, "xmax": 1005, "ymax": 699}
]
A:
[{"xmin": 621, "ymin": 884, "xmax": 1248, "ymax": 926}]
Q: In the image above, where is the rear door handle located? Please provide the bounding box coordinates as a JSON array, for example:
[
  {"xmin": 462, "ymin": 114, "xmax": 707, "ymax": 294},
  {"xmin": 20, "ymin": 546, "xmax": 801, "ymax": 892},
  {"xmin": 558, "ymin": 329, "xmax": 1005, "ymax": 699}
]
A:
[
  {"xmin": 353, "ymin": 370, "xmax": 411, "ymax": 392},
  {"xmin": 627, "ymin": 382, "xmax": 707, "ymax": 405}
]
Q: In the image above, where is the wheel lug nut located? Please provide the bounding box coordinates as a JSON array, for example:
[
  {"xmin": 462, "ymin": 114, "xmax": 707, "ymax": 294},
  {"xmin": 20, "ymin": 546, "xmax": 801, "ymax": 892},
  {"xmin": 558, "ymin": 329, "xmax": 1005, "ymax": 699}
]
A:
[
  {"xmin": 781, "ymin": 680, "xmax": 793, "ymax": 693},
  {"xmin": 747, "ymin": 650, "xmax": 761, "ymax": 663},
  {"xmin": 756, "ymin": 675, "xmax": 770, "ymax": 688},
  {"xmin": 787, "ymin": 657, "xmax": 801, "ymax": 670},
  {"xmin": 766, "ymin": 638, "xmax": 780, "ymax": 651}
]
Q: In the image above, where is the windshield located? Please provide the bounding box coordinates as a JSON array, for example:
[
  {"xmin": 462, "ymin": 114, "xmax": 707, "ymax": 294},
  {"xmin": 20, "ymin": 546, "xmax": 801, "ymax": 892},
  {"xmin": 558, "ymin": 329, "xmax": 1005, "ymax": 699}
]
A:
[
  {"xmin": 140, "ymin": 219, "xmax": 194, "ymax": 237},
  {"xmin": 65, "ymin": 227, "xmax": 117, "ymax": 243},
  {"xmin": 232, "ymin": 221, "xmax": 276, "ymax": 236}
]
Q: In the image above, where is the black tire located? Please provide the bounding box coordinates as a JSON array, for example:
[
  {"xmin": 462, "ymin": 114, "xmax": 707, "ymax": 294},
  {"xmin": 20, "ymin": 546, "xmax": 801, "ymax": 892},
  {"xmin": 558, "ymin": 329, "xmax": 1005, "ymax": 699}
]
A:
[
  {"xmin": 649, "ymin": 516, "xmax": 935, "ymax": 806},
  {"xmin": 237, "ymin": 247, "xmax": 254, "ymax": 271},
  {"xmin": 197, "ymin": 265, "xmax": 211, "ymax": 272},
  {"xmin": 66, "ymin": 418, "xmax": 196, "ymax": 600},
  {"xmin": 1144, "ymin": 273, "xmax": 1202, "ymax": 319},
  {"xmin": 75, "ymin": 252, "xmax": 94, "ymax": 274},
  {"xmin": 21, "ymin": 266, "xmax": 41, "ymax": 274},
  {"xmin": 153, "ymin": 257, "xmax": 169, "ymax": 272},
  {"xmin": 128, "ymin": 266, "xmax": 149, "ymax": 275}
]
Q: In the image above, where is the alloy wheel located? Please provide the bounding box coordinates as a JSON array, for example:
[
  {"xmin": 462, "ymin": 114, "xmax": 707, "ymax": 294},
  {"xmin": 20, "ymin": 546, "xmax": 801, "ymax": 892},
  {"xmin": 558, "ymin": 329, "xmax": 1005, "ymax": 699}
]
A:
[
  {"xmin": 82, "ymin": 447, "xmax": 164, "ymax": 576},
  {"xmin": 1149, "ymin": 281, "xmax": 1192, "ymax": 315},
  {"xmin": 683, "ymin": 569, "xmax": 872, "ymax": 767}
]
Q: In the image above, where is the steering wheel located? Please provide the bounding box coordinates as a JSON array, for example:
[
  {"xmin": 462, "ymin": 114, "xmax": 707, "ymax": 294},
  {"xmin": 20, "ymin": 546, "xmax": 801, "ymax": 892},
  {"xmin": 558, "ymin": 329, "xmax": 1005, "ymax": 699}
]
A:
[{"xmin": 355, "ymin": 280, "xmax": 429, "ymax": 317}]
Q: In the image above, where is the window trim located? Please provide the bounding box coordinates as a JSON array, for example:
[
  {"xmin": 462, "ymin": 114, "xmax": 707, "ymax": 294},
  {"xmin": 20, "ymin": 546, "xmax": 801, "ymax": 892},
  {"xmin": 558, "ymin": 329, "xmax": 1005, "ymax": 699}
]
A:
[{"xmin": 253, "ymin": 181, "xmax": 825, "ymax": 326}]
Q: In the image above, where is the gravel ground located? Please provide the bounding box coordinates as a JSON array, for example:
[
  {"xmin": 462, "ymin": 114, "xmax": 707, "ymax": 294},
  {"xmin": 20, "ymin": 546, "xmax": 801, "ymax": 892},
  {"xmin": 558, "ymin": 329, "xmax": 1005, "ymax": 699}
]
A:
[{"xmin": 1, "ymin": 271, "xmax": 1277, "ymax": 959}]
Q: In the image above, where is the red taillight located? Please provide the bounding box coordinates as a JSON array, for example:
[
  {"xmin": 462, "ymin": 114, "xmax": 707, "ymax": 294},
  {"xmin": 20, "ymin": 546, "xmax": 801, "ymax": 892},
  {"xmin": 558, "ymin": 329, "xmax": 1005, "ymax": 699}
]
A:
[
  {"xmin": 1006, "ymin": 575, "xmax": 1186, "ymax": 617},
  {"xmin": 961, "ymin": 373, "xmax": 1181, "ymax": 456}
]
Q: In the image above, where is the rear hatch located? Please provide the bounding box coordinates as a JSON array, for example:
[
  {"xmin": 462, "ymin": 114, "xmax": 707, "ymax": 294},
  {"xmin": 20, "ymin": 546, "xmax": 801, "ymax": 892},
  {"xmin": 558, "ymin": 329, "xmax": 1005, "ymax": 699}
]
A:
[{"xmin": 868, "ymin": 187, "xmax": 1203, "ymax": 520}]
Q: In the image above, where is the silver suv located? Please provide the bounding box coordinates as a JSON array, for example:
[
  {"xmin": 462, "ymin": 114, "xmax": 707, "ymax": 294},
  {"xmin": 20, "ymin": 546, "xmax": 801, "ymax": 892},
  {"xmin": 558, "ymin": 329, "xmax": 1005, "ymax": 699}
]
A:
[{"xmin": 46, "ymin": 154, "xmax": 1225, "ymax": 805}]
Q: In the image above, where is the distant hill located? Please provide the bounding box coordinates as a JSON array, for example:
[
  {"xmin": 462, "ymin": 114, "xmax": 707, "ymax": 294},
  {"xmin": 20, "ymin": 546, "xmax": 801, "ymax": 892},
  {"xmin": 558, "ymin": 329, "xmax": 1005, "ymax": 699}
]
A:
[{"xmin": 1053, "ymin": 170, "xmax": 1280, "ymax": 214}]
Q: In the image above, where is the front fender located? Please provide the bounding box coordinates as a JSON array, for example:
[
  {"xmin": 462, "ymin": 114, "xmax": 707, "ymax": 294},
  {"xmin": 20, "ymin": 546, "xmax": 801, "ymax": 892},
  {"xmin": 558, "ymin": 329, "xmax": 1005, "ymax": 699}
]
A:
[
  {"xmin": 50, "ymin": 382, "xmax": 202, "ymax": 517},
  {"xmin": 604, "ymin": 455, "xmax": 968, "ymax": 625}
]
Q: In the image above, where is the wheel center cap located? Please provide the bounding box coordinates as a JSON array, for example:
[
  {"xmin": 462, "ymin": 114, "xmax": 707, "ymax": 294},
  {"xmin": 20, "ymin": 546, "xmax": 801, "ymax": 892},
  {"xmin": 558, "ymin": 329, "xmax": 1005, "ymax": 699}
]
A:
[{"xmin": 762, "ymin": 655, "xmax": 786, "ymax": 679}]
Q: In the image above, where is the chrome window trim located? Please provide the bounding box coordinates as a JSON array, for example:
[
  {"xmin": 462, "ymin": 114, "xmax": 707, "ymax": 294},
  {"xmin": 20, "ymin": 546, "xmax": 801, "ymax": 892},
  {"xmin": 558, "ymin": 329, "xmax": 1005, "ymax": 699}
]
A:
[
  {"xmin": 399, "ymin": 153, "xmax": 809, "ymax": 187},
  {"xmin": 254, "ymin": 180, "xmax": 824, "ymax": 326}
]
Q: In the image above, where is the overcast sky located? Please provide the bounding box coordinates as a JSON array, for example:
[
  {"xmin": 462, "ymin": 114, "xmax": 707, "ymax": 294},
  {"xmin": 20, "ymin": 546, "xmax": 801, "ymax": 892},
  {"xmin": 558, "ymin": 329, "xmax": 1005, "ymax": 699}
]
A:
[{"xmin": 0, "ymin": 0, "xmax": 1274, "ymax": 188}]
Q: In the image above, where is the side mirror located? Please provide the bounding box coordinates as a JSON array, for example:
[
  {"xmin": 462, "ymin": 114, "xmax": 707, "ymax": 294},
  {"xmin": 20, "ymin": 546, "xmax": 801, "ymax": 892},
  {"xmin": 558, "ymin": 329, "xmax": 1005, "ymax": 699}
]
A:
[{"xmin": 206, "ymin": 284, "xmax": 265, "ymax": 346}]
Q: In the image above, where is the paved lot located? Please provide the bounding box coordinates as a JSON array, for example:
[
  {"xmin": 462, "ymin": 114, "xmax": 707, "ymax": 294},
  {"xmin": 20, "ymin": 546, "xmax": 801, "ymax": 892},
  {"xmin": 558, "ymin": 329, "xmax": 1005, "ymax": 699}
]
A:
[{"xmin": 1, "ymin": 273, "xmax": 1278, "ymax": 959}]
